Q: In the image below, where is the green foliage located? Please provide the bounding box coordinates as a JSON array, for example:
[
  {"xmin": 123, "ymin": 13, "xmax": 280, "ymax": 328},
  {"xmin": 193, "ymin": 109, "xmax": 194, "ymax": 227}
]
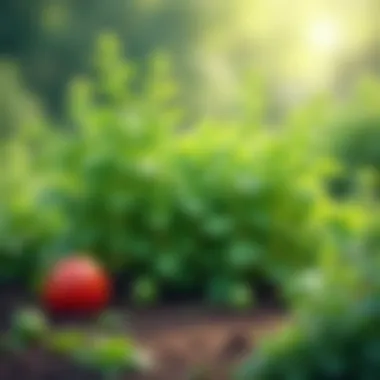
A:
[
  {"xmin": 206, "ymin": 278, "xmax": 255, "ymax": 309},
  {"xmin": 131, "ymin": 277, "xmax": 159, "ymax": 306},
  {"xmin": 47, "ymin": 329, "xmax": 87, "ymax": 354},
  {"xmin": 328, "ymin": 78, "xmax": 380, "ymax": 198},
  {"xmin": 1, "ymin": 35, "xmax": 377, "ymax": 307},
  {"xmin": 2, "ymin": 307, "xmax": 149, "ymax": 378},
  {"xmin": 73, "ymin": 336, "xmax": 146, "ymax": 377},
  {"xmin": 0, "ymin": 61, "xmax": 44, "ymax": 137},
  {"xmin": 28, "ymin": 34, "xmax": 338, "ymax": 305},
  {"xmin": 9, "ymin": 308, "xmax": 49, "ymax": 348},
  {"xmin": 334, "ymin": 116, "xmax": 380, "ymax": 172},
  {"xmin": 237, "ymin": 241, "xmax": 380, "ymax": 380},
  {"xmin": 0, "ymin": 109, "xmax": 63, "ymax": 284},
  {"xmin": 238, "ymin": 304, "xmax": 380, "ymax": 380},
  {"xmin": 237, "ymin": 177, "xmax": 380, "ymax": 377},
  {"xmin": 2, "ymin": 0, "xmax": 219, "ymax": 120},
  {"xmin": 48, "ymin": 318, "xmax": 151, "ymax": 378}
]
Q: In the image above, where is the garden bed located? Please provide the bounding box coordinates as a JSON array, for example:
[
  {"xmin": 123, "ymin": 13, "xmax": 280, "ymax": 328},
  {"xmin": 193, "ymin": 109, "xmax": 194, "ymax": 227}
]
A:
[{"xmin": 0, "ymin": 286, "xmax": 284, "ymax": 379}]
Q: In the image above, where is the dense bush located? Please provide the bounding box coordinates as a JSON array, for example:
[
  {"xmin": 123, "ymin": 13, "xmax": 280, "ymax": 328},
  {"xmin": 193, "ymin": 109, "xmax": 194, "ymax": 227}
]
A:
[
  {"xmin": 334, "ymin": 115, "xmax": 380, "ymax": 173},
  {"xmin": 328, "ymin": 78, "xmax": 380, "ymax": 198},
  {"xmin": 237, "ymin": 232, "xmax": 380, "ymax": 379},
  {"xmin": 1, "ymin": 35, "xmax": 376, "ymax": 307},
  {"xmin": 238, "ymin": 295, "xmax": 380, "ymax": 379},
  {"xmin": 0, "ymin": 122, "xmax": 62, "ymax": 284}
]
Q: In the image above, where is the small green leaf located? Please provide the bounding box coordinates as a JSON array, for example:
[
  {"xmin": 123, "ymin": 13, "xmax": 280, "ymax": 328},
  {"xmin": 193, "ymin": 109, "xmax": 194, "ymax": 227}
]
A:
[
  {"xmin": 132, "ymin": 277, "xmax": 158, "ymax": 306},
  {"xmin": 10, "ymin": 308, "xmax": 49, "ymax": 345}
]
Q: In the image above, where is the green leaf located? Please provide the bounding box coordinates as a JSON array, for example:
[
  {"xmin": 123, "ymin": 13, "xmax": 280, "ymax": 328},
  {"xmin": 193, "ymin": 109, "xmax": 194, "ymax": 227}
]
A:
[
  {"xmin": 132, "ymin": 277, "xmax": 158, "ymax": 306},
  {"xmin": 227, "ymin": 240, "xmax": 262, "ymax": 271}
]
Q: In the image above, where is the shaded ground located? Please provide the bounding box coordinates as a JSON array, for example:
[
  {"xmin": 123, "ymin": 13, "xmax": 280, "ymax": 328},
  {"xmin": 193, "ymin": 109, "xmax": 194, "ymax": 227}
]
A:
[{"xmin": 0, "ymin": 286, "xmax": 285, "ymax": 379}]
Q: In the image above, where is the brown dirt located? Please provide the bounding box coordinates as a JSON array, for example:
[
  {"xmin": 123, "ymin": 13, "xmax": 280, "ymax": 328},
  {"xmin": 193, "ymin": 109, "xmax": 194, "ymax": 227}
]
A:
[
  {"xmin": 128, "ymin": 306, "xmax": 284, "ymax": 379},
  {"xmin": 0, "ymin": 287, "xmax": 285, "ymax": 379}
]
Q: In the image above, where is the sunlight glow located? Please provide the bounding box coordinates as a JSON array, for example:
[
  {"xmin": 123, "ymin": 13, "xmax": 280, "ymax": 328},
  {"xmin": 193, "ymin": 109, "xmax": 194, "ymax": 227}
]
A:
[{"xmin": 308, "ymin": 19, "xmax": 341, "ymax": 52}]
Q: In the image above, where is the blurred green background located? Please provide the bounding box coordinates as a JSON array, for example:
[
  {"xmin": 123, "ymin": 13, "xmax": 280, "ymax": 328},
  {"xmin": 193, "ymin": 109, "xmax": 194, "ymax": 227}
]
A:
[
  {"xmin": 1, "ymin": 1, "xmax": 380, "ymax": 377},
  {"xmin": 2, "ymin": 0, "xmax": 380, "ymax": 124},
  {"xmin": 0, "ymin": 0, "xmax": 379, "ymax": 305}
]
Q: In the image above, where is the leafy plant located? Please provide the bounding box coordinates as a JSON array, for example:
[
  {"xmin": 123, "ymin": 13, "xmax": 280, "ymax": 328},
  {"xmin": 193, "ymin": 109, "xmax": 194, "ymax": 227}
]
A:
[
  {"xmin": 9, "ymin": 307, "xmax": 49, "ymax": 348},
  {"xmin": 0, "ymin": 118, "xmax": 62, "ymax": 285},
  {"xmin": 47, "ymin": 329, "xmax": 88, "ymax": 354},
  {"xmin": 46, "ymin": 318, "xmax": 152, "ymax": 379},
  {"xmin": 1, "ymin": 34, "xmax": 374, "ymax": 307},
  {"xmin": 237, "ymin": 247, "xmax": 380, "ymax": 380},
  {"xmin": 30, "ymin": 34, "xmax": 339, "ymax": 306},
  {"xmin": 0, "ymin": 307, "xmax": 50, "ymax": 352},
  {"xmin": 326, "ymin": 77, "xmax": 380, "ymax": 198},
  {"xmin": 58, "ymin": 334, "xmax": 152, "ymax": 380}
]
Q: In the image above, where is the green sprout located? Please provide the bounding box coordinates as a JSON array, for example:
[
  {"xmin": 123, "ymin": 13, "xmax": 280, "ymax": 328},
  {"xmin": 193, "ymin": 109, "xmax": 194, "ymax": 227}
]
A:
[
  {"xmin": 8, "ymin": 307, "xmax": 49, "ymax": 350},
  {"xmin": 46, "ymin": 329, "xmax": 88, "ymax": 355},
  {"xmin": 73, "ymin": 335, "xmax": 153, "ymax": 380},
  {"xmin": 4, "ymin": 308, "xmax": 153, "ymax": 379}
]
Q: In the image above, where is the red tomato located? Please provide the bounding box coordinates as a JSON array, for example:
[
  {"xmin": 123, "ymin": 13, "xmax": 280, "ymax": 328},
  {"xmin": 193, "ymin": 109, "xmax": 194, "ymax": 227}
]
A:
[{"xmin": 42, "ymin": 255, "xmax": 112, "ymax": 313}]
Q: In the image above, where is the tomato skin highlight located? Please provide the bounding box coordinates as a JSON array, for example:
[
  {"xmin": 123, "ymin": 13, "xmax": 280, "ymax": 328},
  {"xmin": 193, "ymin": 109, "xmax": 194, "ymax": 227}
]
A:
[{"xmin": 42, "ymin": 256, "xmax": 112, "ymax": 313}]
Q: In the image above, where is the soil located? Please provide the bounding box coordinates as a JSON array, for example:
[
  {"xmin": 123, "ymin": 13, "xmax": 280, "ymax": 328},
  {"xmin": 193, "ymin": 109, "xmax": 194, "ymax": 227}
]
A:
[{"xmin": 0, "ymin": 286, "xmax": 285, "ymax": 380}]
